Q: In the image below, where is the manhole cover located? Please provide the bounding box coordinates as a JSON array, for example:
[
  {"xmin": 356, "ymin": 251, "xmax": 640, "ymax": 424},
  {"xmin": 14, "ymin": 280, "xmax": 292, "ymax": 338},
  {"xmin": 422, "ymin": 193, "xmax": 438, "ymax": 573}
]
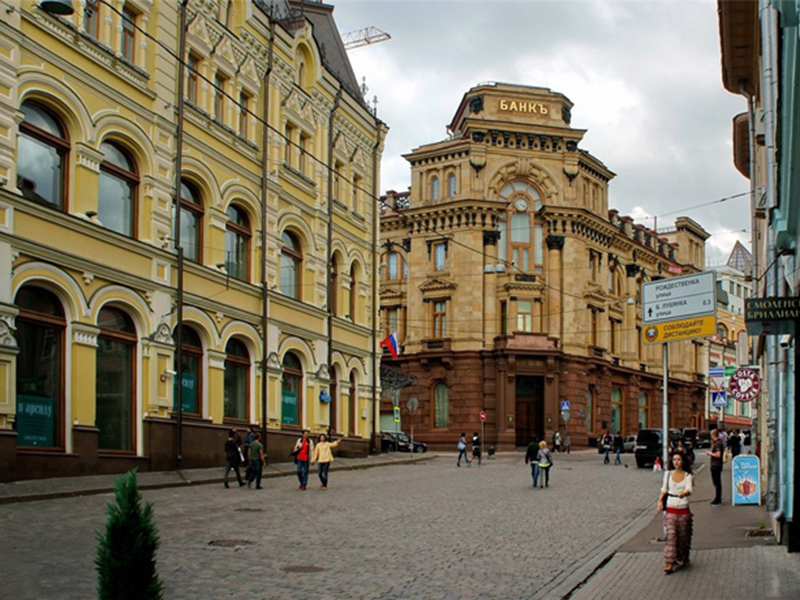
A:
[
  {"xmin": 281, "ymin": 565, "xmax": 328, "ymax": 574},
  {"xmin": 234, "ymin": 508, "xmax": 264, "ymax": 512},
  {"xmin": 208, "ymin": 539, "xmax": 254, "ymax": 548}
]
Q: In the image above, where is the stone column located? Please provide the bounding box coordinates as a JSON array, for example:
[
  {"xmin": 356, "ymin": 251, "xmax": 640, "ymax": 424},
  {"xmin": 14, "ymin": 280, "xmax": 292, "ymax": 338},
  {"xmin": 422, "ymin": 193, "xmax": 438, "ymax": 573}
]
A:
[
  {"xmin": 483, "ymin": 230, "xmax": 500, "ymax": 346},
  {"xmin": 71, "ymin": 322, "xmax": 100, "ymax": 464},
  {"xmin": 546, "ymin": 235, "xmax": 564, "ymax": 341}
]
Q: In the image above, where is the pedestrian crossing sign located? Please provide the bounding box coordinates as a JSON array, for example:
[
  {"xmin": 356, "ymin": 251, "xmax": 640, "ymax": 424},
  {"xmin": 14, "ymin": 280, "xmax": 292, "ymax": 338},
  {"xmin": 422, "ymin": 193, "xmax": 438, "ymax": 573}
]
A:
[{"xmin": 711, "ymin": 390, "xmax": 727, "ymax": 408}]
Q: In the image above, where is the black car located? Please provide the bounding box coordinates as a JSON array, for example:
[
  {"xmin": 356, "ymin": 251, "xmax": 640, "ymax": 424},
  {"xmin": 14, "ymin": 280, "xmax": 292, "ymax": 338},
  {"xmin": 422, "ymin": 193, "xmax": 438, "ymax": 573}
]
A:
[
  {"xmin": 682, "ymin": 428, "xmax": 698, "ymax": 449},
  {"xmin": 381, "ymin": 431, "xmax": 427, "ymax": 453},
  {"xmin": 634, "ymin": 428, "xmax": 682, "ymax": 468},
  {"xmin": 694, "ymin": 429, "xmax": 712, "ymax": 448}
]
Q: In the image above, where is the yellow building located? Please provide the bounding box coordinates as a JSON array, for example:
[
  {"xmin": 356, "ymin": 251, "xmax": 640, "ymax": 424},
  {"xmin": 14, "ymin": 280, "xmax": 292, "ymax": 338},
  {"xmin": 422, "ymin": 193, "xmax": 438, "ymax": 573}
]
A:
[
  {"xmin": 0, "ymin": 0, "xmax": 385, "ymax": 481},
  {"xmin": 380, "ymin": 83, "xmax": 709, "ymax": 450}
]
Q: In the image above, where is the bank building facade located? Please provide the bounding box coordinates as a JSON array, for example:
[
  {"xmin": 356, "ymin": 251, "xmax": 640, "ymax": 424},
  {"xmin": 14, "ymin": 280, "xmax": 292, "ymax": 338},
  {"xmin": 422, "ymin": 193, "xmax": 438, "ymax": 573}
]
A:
[{"xmin": 380, "ymin": 83, "xmax": 710, "ymax": 450}]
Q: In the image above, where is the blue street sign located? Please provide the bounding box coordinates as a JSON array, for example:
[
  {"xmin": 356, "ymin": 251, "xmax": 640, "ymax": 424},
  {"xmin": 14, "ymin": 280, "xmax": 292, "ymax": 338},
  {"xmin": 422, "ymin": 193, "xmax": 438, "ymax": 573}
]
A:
[
  {"xmin": 709, "ymin": 367, "xmax": 725, "ymax": 377},
  {"xmin": 560, "ymin": 400, "xmax": 570, "ymax": 411},
  {"xmin": 711, "ymin": 390, "xmax": 727, "ymax": 408}
]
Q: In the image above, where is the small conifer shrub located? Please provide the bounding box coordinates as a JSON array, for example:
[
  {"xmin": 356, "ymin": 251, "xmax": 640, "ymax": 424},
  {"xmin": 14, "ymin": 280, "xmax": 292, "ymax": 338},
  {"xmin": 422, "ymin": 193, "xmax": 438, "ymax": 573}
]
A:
[{"xmin": 95, "ymin": 470, "xmax": 163, "ymax": 600}]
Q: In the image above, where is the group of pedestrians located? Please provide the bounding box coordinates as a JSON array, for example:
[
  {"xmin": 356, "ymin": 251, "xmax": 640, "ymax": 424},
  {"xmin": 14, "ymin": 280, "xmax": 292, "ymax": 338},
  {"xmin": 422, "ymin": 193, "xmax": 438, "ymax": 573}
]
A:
[
  {"xmin": 456, "ymin": 432, "xmax": 482, "ymax": 467},
  {"xmin": 524, "ymin": 438, "xmax": 553, "ymax": 488},
  {"xmin": 223, "ymin": 427, "xmax": 342, "ymax": 491},
  {"xmin": 600, "ymin": 430, "xmax": 625, "ymax": 465}
]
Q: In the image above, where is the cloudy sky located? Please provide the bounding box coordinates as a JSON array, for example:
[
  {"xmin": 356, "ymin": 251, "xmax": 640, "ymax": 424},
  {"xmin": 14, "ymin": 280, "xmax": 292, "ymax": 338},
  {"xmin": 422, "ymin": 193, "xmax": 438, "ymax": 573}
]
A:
[{"xmin": 331, "ymin": 0, "xmax": 750, "ymax": 265}]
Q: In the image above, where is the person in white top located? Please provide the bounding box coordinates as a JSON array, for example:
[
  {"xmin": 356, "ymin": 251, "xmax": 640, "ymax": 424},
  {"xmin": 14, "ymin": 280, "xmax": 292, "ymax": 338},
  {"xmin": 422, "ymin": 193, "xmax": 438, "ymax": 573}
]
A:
[{"xmin": 657, "ymin": 452, "xmax": 693, "ymax": 574}]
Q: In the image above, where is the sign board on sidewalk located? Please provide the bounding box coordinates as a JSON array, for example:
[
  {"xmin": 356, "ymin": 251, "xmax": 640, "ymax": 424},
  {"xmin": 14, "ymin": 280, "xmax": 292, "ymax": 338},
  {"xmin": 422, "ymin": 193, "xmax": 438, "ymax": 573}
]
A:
[
  {"xmin": 560, "ymin": 400, "xmax": 570, "ymax": 411},
  {"xmin": 643, "ymin": 315, "xmax": 716, "ymax": 344},
  {"xmin": 711, "ymin": 390, "xmax": 728, "ymax": 408},
  {"xmin": 642, "ymin": 271, "xmax": 716, "ymax": 324},
  {"xmin": 729, "ymin": 367, "xmax": 761, "ymax": 403},
  {"xmin": 732, "ymin": 455, "xmax": 761, "ymax": 506}
]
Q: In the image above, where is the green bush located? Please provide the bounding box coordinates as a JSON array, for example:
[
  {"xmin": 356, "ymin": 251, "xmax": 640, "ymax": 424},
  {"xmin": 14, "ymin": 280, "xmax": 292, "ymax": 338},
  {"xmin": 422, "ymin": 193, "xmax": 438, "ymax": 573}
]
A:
[{"xmin": 95, "ymin": 470, "xmax": 163, "ymax": 600}]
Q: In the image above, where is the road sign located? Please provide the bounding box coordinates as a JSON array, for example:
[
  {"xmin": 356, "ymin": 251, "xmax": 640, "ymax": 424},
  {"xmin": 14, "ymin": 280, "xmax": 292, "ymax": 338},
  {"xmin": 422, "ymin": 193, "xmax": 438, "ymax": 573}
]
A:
[
  {"xmin": 711, "ymin": 390, "xmax": 728, "ymax": 408},
  {"xmin": 642, "ymin": 315, "xmax": 716, "ymax": 344},
  {"xmin": 560, "ymin": 400, "xmax": 570, "ymax": 411},
  {"xmin": 724, "ymin": 365, "xmax": 736, "ymax": 378},
  {"xmin": 561, "ymin": 411, "xmax": 570, "ymax": 421},
  {"xmin": 709, "ymin": 367, "xmax": 725, "ymax": 392},
  {"xmin": 729, "ymin": 367, "xmax": 761, "ymax": 402},
  {"xmin": 642, "ymin": 271, "xmax": 716, "ymax": 324},
  {"xmin": 393, "ymin": 406, "xmax": 401, "ymax": 423},
  {"xmin": 407, "ymin": 397, "xmax": 419, "ymax": 412},
  {"xmin": 479, "ymin": 410, "xmax": 486, "ymax": 422}
]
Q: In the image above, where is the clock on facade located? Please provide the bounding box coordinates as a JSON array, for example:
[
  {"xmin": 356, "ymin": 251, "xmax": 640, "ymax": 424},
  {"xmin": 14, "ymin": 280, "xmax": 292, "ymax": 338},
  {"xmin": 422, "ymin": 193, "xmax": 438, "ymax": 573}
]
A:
[{"xmin": 515, "ymin": 198, "xmax": 528, "ymax": 211}]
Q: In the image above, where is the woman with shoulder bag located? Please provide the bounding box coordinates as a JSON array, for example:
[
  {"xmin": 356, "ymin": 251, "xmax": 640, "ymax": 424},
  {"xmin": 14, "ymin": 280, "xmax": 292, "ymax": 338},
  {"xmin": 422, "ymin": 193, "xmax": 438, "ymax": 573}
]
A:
[
  {"xmin": 536, "ymin": 441, "xmax": 553, "ymax": 488},
  {"xmin": 657, "ymin": 451, "xmax": 693, "ymax": 574},
  {"xmin": 456, "ymin": 432, "xmax": 470, "ymax": 468}
]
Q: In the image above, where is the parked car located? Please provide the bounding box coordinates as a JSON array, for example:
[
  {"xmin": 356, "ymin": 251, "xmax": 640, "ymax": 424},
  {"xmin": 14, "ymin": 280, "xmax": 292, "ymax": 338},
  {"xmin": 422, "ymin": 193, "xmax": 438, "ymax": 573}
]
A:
[
  {"xmin": 682, "ymin": 427, "xmax": 698, "ymax": 449},
  {"xmin": 634, "ymin": 428, "xmax": 682, "ymax": 468},
  {"xmin": 623, "ymin": 435, "xmax": 637, "ymax": 453},
  {"xmin": 381, "ymin": 431, "xmax": 427, "ymax": 453},
  {"xmin": 694, "ymin": 429, "xmax": 712, "ymax": 448}
]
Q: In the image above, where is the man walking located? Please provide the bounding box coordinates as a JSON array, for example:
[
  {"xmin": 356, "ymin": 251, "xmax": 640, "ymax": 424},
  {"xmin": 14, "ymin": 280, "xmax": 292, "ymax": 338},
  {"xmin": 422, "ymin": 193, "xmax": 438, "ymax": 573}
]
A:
[
  {"xmin": 602, "ymin": 430, "xmax": 612, "ymax": 465},
  {"xmin": 613, "ymin": 432, "xmax": 624, "ymax": 465},
  {"xmin": 293, "ymin": 429, "xmax": 314, "ymax": 490},
  {"xmin": 564, "ymin": 432, "xmax": 571, "ymax": 455},
  {"xmin": 525, "ymin": 437, "xmax": 540, "ymax": 488},
  {"xmin": 707, "ymin": 429, "xmax": 724, "ymax": 505}
]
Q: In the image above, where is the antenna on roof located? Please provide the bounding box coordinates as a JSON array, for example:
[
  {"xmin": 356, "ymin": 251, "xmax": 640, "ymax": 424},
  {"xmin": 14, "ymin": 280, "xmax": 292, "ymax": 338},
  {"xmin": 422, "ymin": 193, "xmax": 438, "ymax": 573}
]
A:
[{"xmin": 341, "ymin": 26, "xmax": 391, "ymax": 50}]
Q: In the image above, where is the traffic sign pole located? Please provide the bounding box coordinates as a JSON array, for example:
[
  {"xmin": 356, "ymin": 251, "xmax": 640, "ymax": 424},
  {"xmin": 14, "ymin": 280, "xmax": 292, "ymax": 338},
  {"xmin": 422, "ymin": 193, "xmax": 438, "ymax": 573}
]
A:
[{"xmin": 662, "ymin": 343, "xmax": 669, "ymax": 467}]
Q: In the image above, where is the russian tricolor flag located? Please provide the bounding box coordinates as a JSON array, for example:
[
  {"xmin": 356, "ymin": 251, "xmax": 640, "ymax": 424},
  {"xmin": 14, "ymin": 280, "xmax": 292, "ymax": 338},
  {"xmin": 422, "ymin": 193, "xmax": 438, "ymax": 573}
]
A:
[{"xmin": 380, "ymin": 332, "xmax": 400, "ymax": 358}]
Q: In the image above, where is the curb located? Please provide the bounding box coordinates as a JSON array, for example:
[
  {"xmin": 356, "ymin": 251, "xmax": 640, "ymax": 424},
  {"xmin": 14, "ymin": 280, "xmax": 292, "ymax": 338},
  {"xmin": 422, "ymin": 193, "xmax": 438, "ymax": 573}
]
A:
[{"xmin": 0, "ymin": 453, "xmax": 436, "ymax": 506}]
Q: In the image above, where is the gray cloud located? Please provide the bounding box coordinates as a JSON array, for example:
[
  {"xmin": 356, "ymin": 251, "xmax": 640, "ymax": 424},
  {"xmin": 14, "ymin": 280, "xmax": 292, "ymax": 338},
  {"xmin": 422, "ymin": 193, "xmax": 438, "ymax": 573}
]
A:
[{"xmin": 333, "ymin": 0, "xmax": 750, "ymax": 264}]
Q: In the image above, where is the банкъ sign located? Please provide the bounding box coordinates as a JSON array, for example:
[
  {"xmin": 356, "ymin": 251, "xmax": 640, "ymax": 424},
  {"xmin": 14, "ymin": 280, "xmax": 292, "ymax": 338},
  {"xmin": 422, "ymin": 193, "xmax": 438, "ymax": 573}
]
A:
[
  {"xmin": 745, "ymin": 296, "xmax": 800, "ymax": 336},
  {"xmin": 499, "ymin": 99, "xmax": 549, "ymax": 114}
]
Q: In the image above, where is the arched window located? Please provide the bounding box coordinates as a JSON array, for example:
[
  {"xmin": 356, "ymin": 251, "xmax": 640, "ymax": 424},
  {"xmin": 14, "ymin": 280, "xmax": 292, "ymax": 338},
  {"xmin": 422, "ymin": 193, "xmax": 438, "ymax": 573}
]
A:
[
  {"xmin": 178, "ymin": 182, "xmax": 203, "ymax": 263},
  {"xmin": 280, "ymin": 231, "xmax": 302, "ymax": 299},
  {"xmin": 281, "ymin": 352, "xmax": 303, "ymax": 426},
  {"xmin": 225, "ymin": 204, "xmax": 250, "ymax": 281},
  {"xmin": 15, "ymin": 286, "xmax": 65, "ymax": 448},
  {"xmin": 18, "ymin": 101, "xmax": 69, "ymax": 209},
  {"xmin": 96, "ymin": 307, "xmax": 136, "ymax": 452},
  {"xmin": 330, "ymin": 255, "xmax": 341, "ymax": 315},
  {"xmin": 716, "ymin": 323, "xmax": 729, "ymax": 341},
  {"xmin": 431, "ymin": 176, "xmax": 439, "ymax": 200},
  {"xmin": 174, "ymin": 325, "xmax": 202, "ymax": 415},
  {"xmin": 224, "ymin": 338, "xmax": 249, "ymax": 421},
  {"xmin": 330, "ymin": 368, "xmax": 338, "ymax": 433},
  {"xmin": 98, "ymin": 142, "xmax": 138, "ymax": 237},
  {"xmin": 497, "ymin": 181, "xmax": 545, "ymax": 272},
  {"xmin": 298, "ymin": 62, "xmax": 306, "ymax": 88},
  {"xmin": 433, "ymin": 382, "xmax": 449, "ymax": 429},
  {"xmin": 349, "ymin": 263, "xmax": 357, "ymax": 321},
  {"xmin": 349, "ymin": 371, "xmax": 357, "ymax": 436},
  {"xmin": 448, "ymin": 173, "xmax": 456, "ymax": 198}
]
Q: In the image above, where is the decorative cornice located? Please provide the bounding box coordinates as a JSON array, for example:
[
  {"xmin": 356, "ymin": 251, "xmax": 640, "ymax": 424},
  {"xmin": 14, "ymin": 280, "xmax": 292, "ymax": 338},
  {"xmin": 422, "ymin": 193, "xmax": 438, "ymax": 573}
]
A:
[
  {"xmin": 0, "ymin": 320, "xmax": 17, "ymax": 350},
  {"xmin": 72, "ymin": 322, "xmax": 100, "ymax": 347},
  {"xmin": 546, "ymin": 235, "xmax": 565, "ymax": 251},
  {"xmin": 419, "ymin": 277, "xmax": 457, "ymax": 293}
]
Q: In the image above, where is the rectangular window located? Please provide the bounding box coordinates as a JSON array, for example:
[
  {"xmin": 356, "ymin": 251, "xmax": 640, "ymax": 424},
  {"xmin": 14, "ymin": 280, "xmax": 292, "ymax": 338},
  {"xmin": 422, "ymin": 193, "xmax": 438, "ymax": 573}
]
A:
[
  {"xmin": 590, "ymin": 251, "xmax": 598, "ymax": 281},
  {"xmin": 610, "ymin": 319, "xmax": 621, "ymax": 355},
  {"xmin": 386, "ymin": 307, "xmax": 398, "ymax": 338},
  {"xmin": 500, "ymin": 300, "xmax": 508, "ymax": 335},
  {"xmin": 214, "ymin": 73, "xmax": 227, "ymax": 122},
  {"xmin": 590, "ymin": 308, "xmax": 598, "ymax": 347},
  {"xmin": 517, "ymin": 301, "xmax": 533, "ymax": 332},
  {"xmin": 187, "ymin": 55, "xmax": 199, "ymax": 104},
  {"xmin": 85, "ymin": 0, "xmax": 100, "ymax": 39},
  {"xmin": 284, "ymin": 125, "xmax": 296, "ymax": 166},
  {"xmin": 433, "ymin": 301, "xmax": 447, "ymax": 338},
  {"xmin": 352, "ymin": 174, "xmax": 361, "ymax": 212},
  {"xmin": 121, "ymin": 7, "xmax": 136, "ymax": 62},
  {"xmin": 298, "ymin": 133, "xmax": 309, "ymax": 174},
  {"xmin": 239, "ymin": 92, "xmax": 250, "ymax": 137},
  {"xmin": 434, "ymin": 242, "xmax": 446, "ymax": 271}
]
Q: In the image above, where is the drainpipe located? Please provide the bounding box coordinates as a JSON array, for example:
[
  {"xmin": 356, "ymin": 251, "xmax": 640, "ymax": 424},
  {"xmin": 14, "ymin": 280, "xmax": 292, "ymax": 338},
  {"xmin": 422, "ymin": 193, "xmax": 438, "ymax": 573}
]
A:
[
  {"xmin": 760, "ymin": 0, "xmax": 779, "ymax": 513},
  {"xmin": 371, "ymin": 121, "xmax": 383, "ymax": 454},
  {"xmin": 743, "ymin": 87, "xmax": 758, "ymax": 455},
  {"xmin": 259, "ymin": 18, "xmax": 275, "ymax": 452},
  {"xmin": 173, "ymin": 0, "xmax": 189, "ymax": 467},
  {"xmin": 326, "ymin": 86, "xmax": 342, "ymax": 438}
]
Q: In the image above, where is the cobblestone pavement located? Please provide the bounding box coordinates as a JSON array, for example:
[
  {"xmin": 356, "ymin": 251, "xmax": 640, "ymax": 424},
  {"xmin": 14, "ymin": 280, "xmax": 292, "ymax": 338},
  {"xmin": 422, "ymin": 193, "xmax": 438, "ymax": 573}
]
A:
[{"xmin": 1, "ymin": 452, "xmax": 661, "ymax": 599}]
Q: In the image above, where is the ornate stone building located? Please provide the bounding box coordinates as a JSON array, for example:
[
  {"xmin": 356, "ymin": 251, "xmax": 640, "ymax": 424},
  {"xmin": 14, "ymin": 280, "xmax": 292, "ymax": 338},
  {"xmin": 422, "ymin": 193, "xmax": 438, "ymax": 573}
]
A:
[
  {"xmin": 380, "ymin": 83, "xmax": 708, "ymax": 450},
  {"xmin": 0, "ymin": 0, "xmax": 384, "ymax": 481}
]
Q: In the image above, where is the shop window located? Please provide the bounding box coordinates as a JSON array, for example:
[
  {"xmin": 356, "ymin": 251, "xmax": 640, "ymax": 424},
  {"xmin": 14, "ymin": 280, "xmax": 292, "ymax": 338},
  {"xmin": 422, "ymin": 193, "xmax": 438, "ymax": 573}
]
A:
[
  {"xmin": 224, "ymin": 338, "xmax": 249, "ymax": 421},
  {"xmin": 18, "ymin": 101, "xmax": 69, "ymax": 209},
  {"xmin": 173, "ymin": 325, "xmax": 202, "ymax": 415},
  {"xmin": 280, "ymin": 231, "xmax": 302, "ymax": 299},
  {"xmin": 96, "ymin": 307, "xmax": 136, "ymax": 452},
  {"xmin": 638, "ymin": 393, "xmax": 648, "ymax": 429},
  {"xmin": 281, "ymin": 352, "xmax": 303, "ymax": 426},
  {"xmin": 611, "ymin": 387, "xmax": 623, "ymax": 435},
  {"xmin": 225, "ymin": 204, "xmax": 250, "ymax": 281},
  {"xmin": 98, "ymin": 142, "xmax": 137, "ymax": 237},
  {"xmin": 15, "ymin": 286, "xmax": 65, "ymax": 449},
  {"xmin": 433, "ymin": 383, "xmax": 449, "ymax": 428}
]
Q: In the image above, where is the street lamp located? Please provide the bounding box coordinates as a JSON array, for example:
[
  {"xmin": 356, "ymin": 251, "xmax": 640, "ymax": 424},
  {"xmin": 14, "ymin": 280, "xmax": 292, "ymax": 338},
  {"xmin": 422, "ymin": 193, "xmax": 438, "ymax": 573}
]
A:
[{"xmin": 40, "ymin": 0, "xmax": 74, "ymax": 16}]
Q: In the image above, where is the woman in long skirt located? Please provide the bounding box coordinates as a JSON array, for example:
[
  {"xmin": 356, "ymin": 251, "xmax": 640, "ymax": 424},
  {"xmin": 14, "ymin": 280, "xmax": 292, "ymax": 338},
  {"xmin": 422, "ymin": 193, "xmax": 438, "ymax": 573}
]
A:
[{"xmin": 657, "ymin": 451, "xmax": 693, "ymax": 574}]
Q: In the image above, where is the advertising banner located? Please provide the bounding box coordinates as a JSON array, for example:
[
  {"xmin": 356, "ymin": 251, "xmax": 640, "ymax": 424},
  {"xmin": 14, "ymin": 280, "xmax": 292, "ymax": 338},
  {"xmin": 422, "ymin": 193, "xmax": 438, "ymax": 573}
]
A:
[
  {"xmin": 731, "ymin": 455, "xmax": 761, "ymax": 506},
  {"xmin": 281, "ymin": 390, "xmax": 298, "ymax": 425},
  {"xmin": 173, "ymin": 373, "xmax": 196, "ymax": 413},
  {"xmin": 16, "ymin": 394, "xmax": 55, "ymax": 447}
]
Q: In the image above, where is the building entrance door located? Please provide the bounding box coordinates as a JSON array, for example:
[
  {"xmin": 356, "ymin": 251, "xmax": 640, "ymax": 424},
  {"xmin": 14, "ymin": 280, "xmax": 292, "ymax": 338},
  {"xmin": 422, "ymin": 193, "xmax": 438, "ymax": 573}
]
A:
[{"xmin": 515, "ymin": 376, "xmax": 544, "ymax": 447}]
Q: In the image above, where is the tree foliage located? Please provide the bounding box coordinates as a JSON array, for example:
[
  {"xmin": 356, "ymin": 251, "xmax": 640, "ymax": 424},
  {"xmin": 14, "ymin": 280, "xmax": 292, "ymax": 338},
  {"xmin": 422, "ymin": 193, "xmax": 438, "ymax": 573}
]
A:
[{"xmin": 95, "ymin": 470, "xmax": 163, "ymax": 600}]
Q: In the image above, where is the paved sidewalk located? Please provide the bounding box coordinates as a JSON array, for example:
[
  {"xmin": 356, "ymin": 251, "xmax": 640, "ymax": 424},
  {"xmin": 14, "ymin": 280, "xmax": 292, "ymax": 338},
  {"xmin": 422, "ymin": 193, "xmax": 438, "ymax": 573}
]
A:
[
  {"xmin": 0, "ymin": 451, "xmax": 433, "ymax": 505},
  {"xmin": 569, "ymin": 458, "xmax": 800, "ymax": 599}
]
